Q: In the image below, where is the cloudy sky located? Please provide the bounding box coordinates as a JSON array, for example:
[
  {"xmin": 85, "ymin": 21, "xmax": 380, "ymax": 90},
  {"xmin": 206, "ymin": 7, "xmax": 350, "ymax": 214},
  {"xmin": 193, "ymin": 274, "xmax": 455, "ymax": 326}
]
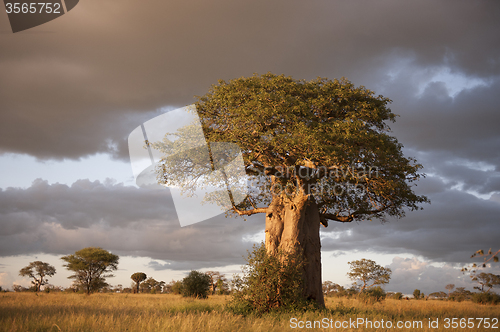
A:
[{"xmin": 1, "ymin": 0, "xmax": 499, "ymax": 295}]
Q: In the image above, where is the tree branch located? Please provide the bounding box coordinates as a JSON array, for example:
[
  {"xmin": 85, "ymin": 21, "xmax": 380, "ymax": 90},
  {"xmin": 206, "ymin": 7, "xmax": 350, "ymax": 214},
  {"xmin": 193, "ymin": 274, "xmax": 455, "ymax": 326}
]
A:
[
  {"xmin": 231, "ymin": 206, "xmax": 269, "ymax": 216},
  {"xmin": 320, "ymin": 205, "xmax": 391, "ymax": 224}
]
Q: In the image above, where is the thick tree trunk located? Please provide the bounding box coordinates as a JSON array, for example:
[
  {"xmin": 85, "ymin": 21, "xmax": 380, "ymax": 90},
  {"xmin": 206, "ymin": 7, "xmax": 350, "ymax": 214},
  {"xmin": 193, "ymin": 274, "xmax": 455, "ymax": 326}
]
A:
[{"xmin": 265, "ymin": 191, "xmax": 325, "ymax": 307}]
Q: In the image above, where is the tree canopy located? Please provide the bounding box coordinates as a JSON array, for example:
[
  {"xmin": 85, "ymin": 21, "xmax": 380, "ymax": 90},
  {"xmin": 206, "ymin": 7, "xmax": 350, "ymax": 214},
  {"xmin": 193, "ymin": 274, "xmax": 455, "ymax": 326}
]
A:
[
  {"xmin": 347, "ymin": 258, "xmax": 392, "ymax": 291},
  {"xmin": 181, "ymin": 270, "xmax": 211, "ymax": 298},
  {"xmin": 472, "ymin": 272, "xmax": 500, "ymax": 293},
  {"xmin": 61, "ymin": 247, "xmax": 119, "ymax": 294},
  {"xmin": 19, "ymin": 261, "xmax": 56, "ymax": 292},
  {"xmin": 154, "ymin": 73, "xmax": 428, "ymax": 224},
  {"xmin": 131, "ymin": 272, "xmax": 147, "ymax": 293}
]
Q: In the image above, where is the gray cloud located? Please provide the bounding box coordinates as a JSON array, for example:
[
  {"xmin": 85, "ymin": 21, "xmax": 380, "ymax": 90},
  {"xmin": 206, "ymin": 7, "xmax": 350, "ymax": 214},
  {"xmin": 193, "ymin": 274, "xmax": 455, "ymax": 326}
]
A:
[
  {"xmin": 320, "ymin": 179, "xmax": 500, "ymax": 264},
  {"xmin": 0, "ymin": 176, "xmax": 497, "ymax": 270},
  {"xmin": 1, "ymin": 0, "xmax": 499, "ymax": 160},
  {"xmin": 0, "ymin": 179, "xmax": 263, "ymax": 267},
  {"xmin": 386, "ymin": 257, "xmax": 473, "ymax": 295}
]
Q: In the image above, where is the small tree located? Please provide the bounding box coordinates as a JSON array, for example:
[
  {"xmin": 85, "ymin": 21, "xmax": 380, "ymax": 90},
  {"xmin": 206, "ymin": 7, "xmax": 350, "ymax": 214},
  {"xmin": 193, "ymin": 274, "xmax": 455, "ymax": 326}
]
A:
[
  {"xmin": 130, "ymin": 272, "xmax": 147, "ymax": 293},
  {"xmin": 322, "ymin": 281, "xmax": 343, "ymax": 297},
  {"xmin": 358, "ymin": 286, "xmax": 386, "ymax": 304},
  {"xmin": 216, "ymin": 277, "xmax": 229, "ymax": 295},
  {"xmin": 170, "ymin": 280, "xmax": 183, "ymax": 294},
  {"xmin": 205, "ymin": 271, "xmax": 223, "ymax": 295},
  {"xmin": 429, "ymin": 291, "xmax": 447, "ymax": 299},
  {"xmin": 392, "ymin": 292, "xmax": 403, "ymax": 300},
  {"xmin": 413, "ymin": 289, "xmax": 421, "ymax": 300},
  {"xmin": 445, "ymin": 284, "xmax": 455, "ymax": 297},
  {"xmin": 61, "ymin": 247, "xmax": 119, "ymax": 295},
  {"xmin": 140, "ymin": 277, "xmax": 164, "ymax": 294},
  {"xmin": 19, "ymin": 261, "xmax": 56, "ymax": 292},
  {"xmin": 182, "ymin": 271, "xmax": 211, "ymax": 298},
  {"xmin": 347, "ymin": 259, "xmax": 391, "ymax": 292}
]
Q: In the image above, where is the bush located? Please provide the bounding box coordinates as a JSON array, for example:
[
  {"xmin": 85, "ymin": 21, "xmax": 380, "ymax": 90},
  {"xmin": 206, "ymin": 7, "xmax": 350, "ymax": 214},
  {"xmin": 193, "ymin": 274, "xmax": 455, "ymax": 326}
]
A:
[
  {"xmin": 182, "ymin": 271, "xmax": 211, "ymax": 299},
  {"xmin": 227, "ymin": 243, "xmax": 315, "ymax": 315},
  {"xmin": 448, "ymin": 287, "xmax": 473, "ymax": 302},
  {"xmin": 388, "ymin": 292, "xmax": 403, "ymax": 300},
  {"xmin": 472, "ymin": 292, "xmax": 500, "ymax": 305},
  {"xmin": 357, "ymin": 286, "xmax": 386, "ymax": 304}
]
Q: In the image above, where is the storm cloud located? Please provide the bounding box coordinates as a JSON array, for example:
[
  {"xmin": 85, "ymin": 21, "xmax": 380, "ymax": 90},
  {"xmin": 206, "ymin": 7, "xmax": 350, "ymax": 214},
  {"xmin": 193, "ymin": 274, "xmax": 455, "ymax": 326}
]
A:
[{"xmin": 0, "ymin": 0, "xmax": 499, "ymax": 291}]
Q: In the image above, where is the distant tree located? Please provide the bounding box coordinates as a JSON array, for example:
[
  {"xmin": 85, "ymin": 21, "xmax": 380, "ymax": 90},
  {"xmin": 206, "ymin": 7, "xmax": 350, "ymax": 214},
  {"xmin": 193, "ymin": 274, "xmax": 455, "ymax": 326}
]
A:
[
  {"xmin": 449, "ymin": 287, "xmax": 473, "ymax": 302},
  {"xmin": 206, "ymin": 271, "xmax": 228, "ymax": 295},
  {"xmin": 131, "ymin": 272, "xmax": 147, "ymax": 293},
  {"xmin": 61, "ymin": 247, "xmax": 119, "ymax": 295},
  {"xmin": 322, "ymin": 281, "xmax": 343, "ymax": 297},
  {"xmin": 357, "ymin": 286, "xmax": 386, "ymax": 304},
  {"xmin": 445, "ymin": 284, "xmax": 455, "ymax": 296},
  {"xmin": 13, "ymin": 284, "xmax": 27, "ymax": 292},
  {"xmin": 140, "ymin": 277, "xmax": 164, "ymax": 294},
  {"xmin": 229, "ymin": 275, "xmax": 243, "ymax": 293},
  {"xmin": 216, "ymin": 277, "xmax": 229, "ymax": 295},
  {"xmin": 413, "ymin": 289, "xmax": 421, "ymax": 299},
  {"xmin": 347, "ymin": 259, "xmax": 391, "ymax": 292},
  {"xmin": 205, "ymin": 271, "xmax": 221, "ymax": 294},
  {"xmin": 170, "ymin": 280, "xmax": 184, "ymax": 295},
  {"xmin": 429, "ymin": 291, "xmax": 447, "ymax": 299},
  {"xmin": 182, "ymin": 270, "xmax": 211, "ymax": 298},
  {"xmin": 392, "ymin": 292, "xmax": 403, "ymax": 300},
  {"xmin": 19, "ymin": 261, "xmax": 56, "ymax": 292},
  {"xmin": 472, "ymin": 272, "xmax": 500, "ymax": 293}
]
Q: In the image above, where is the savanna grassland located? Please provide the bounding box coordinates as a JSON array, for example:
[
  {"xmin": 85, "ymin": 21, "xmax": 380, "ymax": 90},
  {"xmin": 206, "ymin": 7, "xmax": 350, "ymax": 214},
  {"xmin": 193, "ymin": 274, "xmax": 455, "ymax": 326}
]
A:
[{"xmin": 0, "ymin": 293, "xmax": 499, "ymax": 332}]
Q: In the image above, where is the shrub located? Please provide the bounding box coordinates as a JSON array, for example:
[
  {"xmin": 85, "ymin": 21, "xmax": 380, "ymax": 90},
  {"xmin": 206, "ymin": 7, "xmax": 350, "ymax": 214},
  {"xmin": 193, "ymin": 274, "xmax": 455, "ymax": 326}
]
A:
[
  {"xmin": 357, "ymin": 286, "xmax": 386, "ymax": 304},
  {"xmin": 227, "ymin": 243, "xmax": 315, "ymax": 315},
  {"xmin": 472, "ymin": 292, "xmax": 500, "ymax": 305},
  {"xmin": 181, "ymin": 271, "xmax": 211, "ymax": 298},
  {"xmin": 448, "ymin": 287, "xmax": 473, "ymax": 302}
]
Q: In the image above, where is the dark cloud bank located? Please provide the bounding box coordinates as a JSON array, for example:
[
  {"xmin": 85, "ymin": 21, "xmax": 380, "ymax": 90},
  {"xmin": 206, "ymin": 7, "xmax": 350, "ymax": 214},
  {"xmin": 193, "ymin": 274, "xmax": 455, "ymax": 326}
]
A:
[
  {"xmin": 0, "ymin": 0, "xmax": 499, "ymax": 282},
  {"xmin": 0, "ymin": 177, "xmax": 498, "ymax": 269},
  {"xmin": 1, "ymin": 0, "xmax": 499, "ymax": 161}
]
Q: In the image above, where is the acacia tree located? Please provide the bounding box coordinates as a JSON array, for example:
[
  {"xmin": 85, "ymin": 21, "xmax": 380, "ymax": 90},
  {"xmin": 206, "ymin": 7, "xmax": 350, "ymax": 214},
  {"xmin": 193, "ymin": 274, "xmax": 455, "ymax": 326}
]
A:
[
  {"xmin": 61, "ymin": 247, "xmax": 119, "ymax": 294},
  {"xmin": 19, "ymin": 261, "xmax": 56, "ymax": 292},
  {"xmin": 445, "ymin": 283, "xmax": 455, "ymax": 296},
  {"xmin": 472, "ymin": 272, "xmax": 500, "ymax": 293},
  {"xmin": 153, "ymin": 73, "xmax": 428, "ymax": 307},
  {"xmin": 347, "ymin": 258, "xmax": 392, "ymax": 291},
  {"xmin": 131, "ymin": 272, "xmax": 147, "ymax": 293},
  {"xmin": 140, "ymin": 277, "xmax": 165, "ymax": 294}
]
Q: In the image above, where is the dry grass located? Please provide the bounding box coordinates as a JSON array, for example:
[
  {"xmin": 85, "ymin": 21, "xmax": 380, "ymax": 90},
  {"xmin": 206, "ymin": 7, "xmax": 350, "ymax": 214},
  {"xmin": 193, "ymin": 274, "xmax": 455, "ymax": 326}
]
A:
[{"xmin": 0, "ymin": 293, "xmax": 498, "ymax": 331}]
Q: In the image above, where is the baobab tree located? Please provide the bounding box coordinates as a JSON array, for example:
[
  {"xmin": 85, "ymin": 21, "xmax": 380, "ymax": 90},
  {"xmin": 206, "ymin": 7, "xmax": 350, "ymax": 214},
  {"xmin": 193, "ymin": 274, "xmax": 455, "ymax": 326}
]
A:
[{"xmin": 153, "ymin": 73, "xmax": 428, "ymax": 307}]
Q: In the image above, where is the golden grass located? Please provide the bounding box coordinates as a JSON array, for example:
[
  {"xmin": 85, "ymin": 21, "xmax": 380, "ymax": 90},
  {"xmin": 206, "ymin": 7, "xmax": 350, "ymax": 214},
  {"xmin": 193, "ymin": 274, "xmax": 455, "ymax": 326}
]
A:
[{"xmin": 0, "ymin": 293, "xmax": 498, "ymax": 331}]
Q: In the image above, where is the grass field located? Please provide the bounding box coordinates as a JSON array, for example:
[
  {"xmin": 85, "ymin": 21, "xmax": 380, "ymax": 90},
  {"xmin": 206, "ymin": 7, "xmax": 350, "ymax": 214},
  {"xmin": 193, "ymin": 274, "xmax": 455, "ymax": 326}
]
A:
[{"xmin": 0, "ymin": 293, "xmax": 499, "ymax": 331}]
